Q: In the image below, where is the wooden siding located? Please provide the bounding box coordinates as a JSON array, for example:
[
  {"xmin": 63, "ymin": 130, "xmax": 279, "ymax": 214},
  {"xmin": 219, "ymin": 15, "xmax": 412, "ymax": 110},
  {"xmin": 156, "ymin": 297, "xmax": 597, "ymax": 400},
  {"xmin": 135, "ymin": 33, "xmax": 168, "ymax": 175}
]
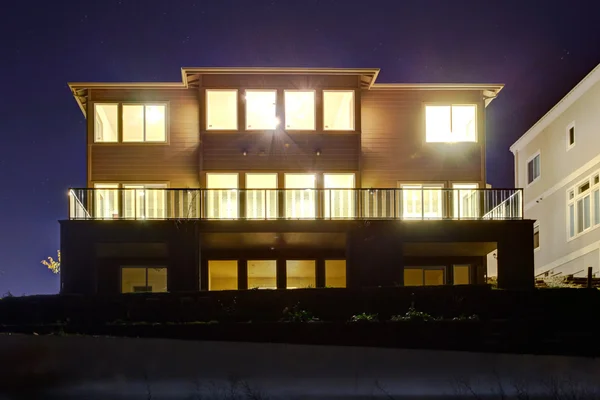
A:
[
  {"xmin": 88, "ymin": 89, "xmax": 200, "ymax": 187},
  {"xmin": 199, "ymin": 74, "xmax": 360, "ymax": 89},
  {"xmin": 202, "ymin": 133, "xmax": 359, "ymax": 172},
  {"xmin": 360, "ymin": 90, "xmax": 485, "ymax": 188}
]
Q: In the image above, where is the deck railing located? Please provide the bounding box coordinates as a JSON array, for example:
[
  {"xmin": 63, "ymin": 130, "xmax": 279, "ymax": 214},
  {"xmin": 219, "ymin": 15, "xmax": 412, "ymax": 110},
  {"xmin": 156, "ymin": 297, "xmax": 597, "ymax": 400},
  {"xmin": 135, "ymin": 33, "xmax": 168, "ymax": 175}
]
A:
[{"xmin": 68, "ymin": 188, "xmax": 523, "ymax": 221}]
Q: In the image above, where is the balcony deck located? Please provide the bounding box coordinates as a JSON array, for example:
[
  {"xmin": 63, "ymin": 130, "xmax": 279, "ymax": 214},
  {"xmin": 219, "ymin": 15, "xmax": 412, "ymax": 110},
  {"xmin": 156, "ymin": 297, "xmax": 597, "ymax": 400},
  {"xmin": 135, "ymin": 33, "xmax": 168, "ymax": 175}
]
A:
[{"xmin": 69, "ymin": 188, "xmax": 523, "ymax": 221}]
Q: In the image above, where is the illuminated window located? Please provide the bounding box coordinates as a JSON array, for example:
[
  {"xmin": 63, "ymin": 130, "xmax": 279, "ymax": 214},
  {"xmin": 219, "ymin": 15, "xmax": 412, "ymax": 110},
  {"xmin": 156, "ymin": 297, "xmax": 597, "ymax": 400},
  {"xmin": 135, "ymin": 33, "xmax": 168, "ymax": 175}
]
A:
[
  {"xmin": 453, "ymin": 183, "xmax": 479, "ymax": 218},
  {"xmin": 246, "ymin": 90, "xmax": 277, "ymax": 130},
  {"xmin": 324, "ymin": 174, "xmax": 355, "ymax": 218},
  {"xmin": 122, "ymin": 104, "xmax": 166, "ymax": 142},
  {"xmin": 121, "ymin": 267, "xmax": 167, "ymax": 293},
  {"xmin": 533, "ymin": 224, "xmax": 540, "ymax": 249},
  {"xmin": 246, "ymin": 173, "xmax": 278, "ymax": 219},
  {"xmin": 286, "ymin": 260, "xmax": 316, "ymax": 288},
  {"xmin": 94, "ymin": 183, "xmax": 119, "ymax": 219},
  {"xmin": 206, "ymin": 173, "xmax": 239, "ymax": 219},
  {"xmin": 323, "ymin": 90, "xmax": 354, "ymax": 130},
  {"xmin": 404, "ymin": 267, "xmax": 445, "ymax": 286},
  {"xmin": 425, "ymin": 105, "xmax": 476, "ymax": 142},
  {"xmin": 206, "ymin": 90, "xmax": 237, "ymax": 130},
  {"xmin": 284, "ymin": 91, "xmax": 315, "ymax": 130},
  {"xmin": 453, "ymin": 265, "xmax": 470, "ymax": 285},
  {"xmin": 325, "ymin": 260, "xmax": 346, "ymax": 288},
  {"xmin": 400, "ymin": 183, "xmax": 443, "ymax": 219},
  {"xmin": 208, "ymin": 260, "xmax": 238, "ymax": 290},
  {"xmin": 248, "ymin": 260, "xmax": 277, "ymax": 289},
  {"xmin": 285, "ymin": 174, "xmax": 316, "ymax": 219},
  {"xmin": 122, "ymin": 183, "xmax": 167, "ymax": 219},
  {"xmin": 527, "ymin": 153, "xmax": 541, "ymax": 185},
  {"xmin": 94, "ymin": 104, "xmax": 118, "ymax": 142}
]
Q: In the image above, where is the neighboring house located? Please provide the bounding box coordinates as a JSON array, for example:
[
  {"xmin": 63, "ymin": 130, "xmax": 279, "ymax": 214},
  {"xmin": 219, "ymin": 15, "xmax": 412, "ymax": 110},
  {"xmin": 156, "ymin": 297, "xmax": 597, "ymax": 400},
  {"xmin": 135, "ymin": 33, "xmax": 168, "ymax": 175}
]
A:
[
  {"xmin": 63, "ymin": 67, "xmax": 533, "ymax": 295},
  {"xmin": 510, "ymin": 63, "xmax": 600, "ymax": 279}
]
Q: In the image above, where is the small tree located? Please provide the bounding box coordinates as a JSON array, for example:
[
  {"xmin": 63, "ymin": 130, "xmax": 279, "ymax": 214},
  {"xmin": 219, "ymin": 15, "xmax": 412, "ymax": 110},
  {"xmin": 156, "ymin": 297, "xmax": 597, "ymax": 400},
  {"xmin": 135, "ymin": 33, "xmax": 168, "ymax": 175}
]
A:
[{"xmin": 41, "ymin": 250, "xmax": 60, "ymax": 274}]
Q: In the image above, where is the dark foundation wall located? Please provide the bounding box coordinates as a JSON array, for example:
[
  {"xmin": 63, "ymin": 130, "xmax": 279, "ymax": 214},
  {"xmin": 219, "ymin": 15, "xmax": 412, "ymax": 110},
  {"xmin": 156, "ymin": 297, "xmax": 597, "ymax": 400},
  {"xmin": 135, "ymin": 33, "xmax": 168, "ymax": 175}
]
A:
[{"xmin": 60, "ymin": 221, "xmax": 200, "ymax": 295}]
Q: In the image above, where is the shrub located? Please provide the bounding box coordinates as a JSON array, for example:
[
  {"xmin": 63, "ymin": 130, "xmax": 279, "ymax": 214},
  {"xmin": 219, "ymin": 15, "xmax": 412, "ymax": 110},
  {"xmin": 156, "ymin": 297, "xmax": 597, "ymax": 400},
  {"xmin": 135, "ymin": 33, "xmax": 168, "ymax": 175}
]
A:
[
  {"xmin": 280, "ymin": 303, "xmax": 319, "ymax": 323},
  {"xmin": 350, "ymin": 313, "xmax": 378, "ymax": 323},
  {"xmin": 391, "ymin": 307, "xmax": 434, "ymax": 322}
]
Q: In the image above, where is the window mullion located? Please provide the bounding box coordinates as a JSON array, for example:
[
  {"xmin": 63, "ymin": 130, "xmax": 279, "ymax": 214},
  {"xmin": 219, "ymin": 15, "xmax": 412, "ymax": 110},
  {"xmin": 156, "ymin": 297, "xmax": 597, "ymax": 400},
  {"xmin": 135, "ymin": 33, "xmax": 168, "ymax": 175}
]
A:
[
  {"xmin": 143, "ymin": 105, "xmax": 147, "ymax": 142},
  {"xmin": 449, "ymin": 105, "xmax": 453, "ymax": 140}
]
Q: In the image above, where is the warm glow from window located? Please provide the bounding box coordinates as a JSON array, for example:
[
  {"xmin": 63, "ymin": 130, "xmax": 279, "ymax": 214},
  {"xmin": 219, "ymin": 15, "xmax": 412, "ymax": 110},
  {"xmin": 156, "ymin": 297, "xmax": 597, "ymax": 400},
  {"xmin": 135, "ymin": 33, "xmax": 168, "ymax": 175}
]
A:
[
  {"xmin": 285, "ymin": 174, "xmax": 316, "ymax": 219},
  {"xmin": 206, "ymin": 90, "xmax": 237, "ymax": 130},
  {"xmin": 248, "ymin": 260, "xmax": 277, "ymax": 289},
  {"xmin": 94, "ymin": 104, "xmax": 118, "ymax": 142},
  {"xmin": 122, "ymin": 184, "xmax": 167, "ymax": 219},
  {"xmin": 453, "ymin": 265, "xmax": 470, "ymax": 285},
  {"xmin": 94, "ymin": 183, "xmax": 119, "ymax": 218},
  {"xmin": 284, "ymin": 91, "xmax": 315, "ymax": 130},
  {"xmin": 324, "ymin": 174, "xmax": 355, "ymax": 218},
  {"xmin": 206, "ymin": 173, "xmax": 239, "ymax": 219},
  {"xmin": 401, "ymin": 184, "xmax": 443, "ymax": 219},
  {"xmin": 121, "ymin": 267, "xmax": 167, "ymax": 293},
  {"xmin": 286, "ymin": 260, "xmax": 316, "ymax": 288},
  {"xmin": 246, "ymin": 173, "xmax": 278, "ymax": 219},
  {"xmin": 452, "ymin": 183, "xmax": 479, "ymax": 218},
  {"xmin": 404, "ymin": 267, "xmax": 445, "ymax": 286},
  {"xmin": 325, "ymin": 260, "xmax": 346, "ymax": 288},
  {"xmin": 425, "ymin": 105, "xmax": 476, "ymax": 142},
  {"xmin": 208, "ymin": 260, "xmax": 238, "ymax": 290},
  {"xmin": 246, "ymin": 90, "xmax": 277, "ymax": 130},
  {"xmin": 324, "ymin": 90, "xmax": 354, "ymax": 130},
  {"xmin": 123, "ymin": 104, "xmax": 166, "ymax": 142}
]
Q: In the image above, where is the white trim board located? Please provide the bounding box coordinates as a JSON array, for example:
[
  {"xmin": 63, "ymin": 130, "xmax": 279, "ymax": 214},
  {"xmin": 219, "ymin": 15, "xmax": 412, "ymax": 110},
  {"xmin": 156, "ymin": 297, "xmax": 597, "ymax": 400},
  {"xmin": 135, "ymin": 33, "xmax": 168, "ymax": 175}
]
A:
[
  {"xmin": 537, "ymin": 238, "xmax": 600, "ymax": 275},
  {"xmin": 524, "ymin": 150, "xmax": 600, "ymax": 212},
  {"xmin": 510, "ymin": 63, "xmax": 600, "ymax": 154}
]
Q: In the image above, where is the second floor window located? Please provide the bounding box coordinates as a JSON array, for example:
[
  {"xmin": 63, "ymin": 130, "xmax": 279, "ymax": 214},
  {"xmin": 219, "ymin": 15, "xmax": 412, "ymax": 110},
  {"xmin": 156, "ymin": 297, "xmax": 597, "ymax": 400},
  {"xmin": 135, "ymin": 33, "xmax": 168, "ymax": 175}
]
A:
[
  {"xmin": 425, "ymin": 105, "xmax": 476, "ymax": 143},
  {"xmin": 123, "ymin": 104, "xmax": 166, "ymax": 142},
  {"xmin": 527, "ymin": 153, "xmax": 541, "ymax": 185},
  {"xmin": 94, "ymin": 104, "xmax": 119, "ymax": 142},
  {"xmin": 246, "ymin": 90, "xmax": 277, "ymax": 130}
]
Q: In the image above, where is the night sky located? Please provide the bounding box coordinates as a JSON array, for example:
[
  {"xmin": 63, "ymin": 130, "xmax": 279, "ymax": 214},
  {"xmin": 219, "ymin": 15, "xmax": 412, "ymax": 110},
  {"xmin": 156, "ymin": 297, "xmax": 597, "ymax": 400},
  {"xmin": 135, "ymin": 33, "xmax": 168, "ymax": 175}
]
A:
[{"xmin": 1, "ymin": 0, "xmax": 599, "ymax": 295}]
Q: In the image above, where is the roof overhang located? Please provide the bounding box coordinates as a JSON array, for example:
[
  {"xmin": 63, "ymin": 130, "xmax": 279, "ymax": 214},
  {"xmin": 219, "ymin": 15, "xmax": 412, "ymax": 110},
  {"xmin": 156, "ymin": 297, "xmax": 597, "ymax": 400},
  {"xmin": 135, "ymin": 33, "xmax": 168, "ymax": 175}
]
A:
[
  {"xmin": 371, "ymin": 83, "xmax": 504, "ymax": 107},
  {"xmin": 510, "ymin": 62, "xmax": 600, "ymax": 154},
  {"xmin": 181, "ymin": 67, "xmax": 380, "ymax": 89}
]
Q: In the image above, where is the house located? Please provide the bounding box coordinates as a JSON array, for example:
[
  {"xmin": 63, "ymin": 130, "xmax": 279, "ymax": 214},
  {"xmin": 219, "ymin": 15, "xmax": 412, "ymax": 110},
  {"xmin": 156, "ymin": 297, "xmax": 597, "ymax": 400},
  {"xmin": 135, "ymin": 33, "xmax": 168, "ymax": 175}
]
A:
[
  {"xmin": 510, "ymin": 63, "xmax": 600, "ymax": 280},
  {"xmin": 62, "ymin": 67, "xmax": 533, "ymax": 295}
]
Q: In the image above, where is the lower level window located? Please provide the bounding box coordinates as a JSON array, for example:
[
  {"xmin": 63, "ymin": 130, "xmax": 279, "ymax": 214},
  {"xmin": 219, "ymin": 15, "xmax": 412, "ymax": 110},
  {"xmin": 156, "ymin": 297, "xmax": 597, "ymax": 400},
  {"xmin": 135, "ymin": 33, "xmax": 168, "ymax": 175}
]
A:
[
  {"xmin": 121, "ymin": 267, "xmax": 167, "ymax": 293},
  {"xmin": 248, "ymin": 260, "xmax": 277, "ymax": 289},
  {"xmin": 404, "ymin": 267, "xmax": 445, "ymax": 286},
  {"xmin": 286, "ymin": 260, "xmax": 316, "ymax": 288},
  {"xmin": 208, "ymin": 260, "xmax": 238, "ymax": 290},
  {"xmin": 325, "ymin": 260, "xmax": 346, "ymax": 288},
  {"xmin": 453, "ymin": 265, "xmax": 470, "ymax": 285}
]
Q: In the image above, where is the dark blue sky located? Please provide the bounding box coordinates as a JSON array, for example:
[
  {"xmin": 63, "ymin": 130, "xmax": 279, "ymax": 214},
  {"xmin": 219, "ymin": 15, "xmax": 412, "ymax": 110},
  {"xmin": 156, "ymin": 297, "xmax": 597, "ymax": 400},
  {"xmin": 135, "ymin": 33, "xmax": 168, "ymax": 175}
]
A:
[{"xmin": 1, "ymin": 0, "xmax": 599, "ymax": 295}]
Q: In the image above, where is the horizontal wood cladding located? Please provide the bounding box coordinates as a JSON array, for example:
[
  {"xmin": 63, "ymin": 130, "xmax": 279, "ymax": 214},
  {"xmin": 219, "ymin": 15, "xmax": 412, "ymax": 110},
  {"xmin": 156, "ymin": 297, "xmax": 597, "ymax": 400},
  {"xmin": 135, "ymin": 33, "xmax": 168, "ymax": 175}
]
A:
[
  {"xmin": 202, "ymin": 133, "xmax": 359, "ymax": 171},
  {"xmin": 89, "ymin": 89, "xmax": 200, "ymax": 187},
  {"xmin": 199, "ymin": 74, "xmax": 360, "ymax": 89},
  {"xmin": 360, "ymin": 90, "xmax": 485, "ymax": 188}
]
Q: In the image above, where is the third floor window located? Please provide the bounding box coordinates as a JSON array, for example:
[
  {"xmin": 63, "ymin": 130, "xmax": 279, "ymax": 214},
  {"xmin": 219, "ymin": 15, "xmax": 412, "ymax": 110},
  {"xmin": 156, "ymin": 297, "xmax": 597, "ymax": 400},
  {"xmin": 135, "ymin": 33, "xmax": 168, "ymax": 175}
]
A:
[
  {"xmin": 425, "ymin": 104, "xmax": 476, "ymax": 143},
  {"xmin": 206, "ymin": 89, "xmax": 238, "ymax": 130},
  {"xmin": 94, "ymin": 103, "xmax": 167, "ymax": 143},
  {"xmin": 323, "ymin": 90, "xmax": 354, "ymax": 130},
  {"xmin": 284, "ymin": 90, "xmax": 315, "ymax": 130},
  {"xmin": 246, "ymin": 90, "xmax": 278, "ymax": 130}
]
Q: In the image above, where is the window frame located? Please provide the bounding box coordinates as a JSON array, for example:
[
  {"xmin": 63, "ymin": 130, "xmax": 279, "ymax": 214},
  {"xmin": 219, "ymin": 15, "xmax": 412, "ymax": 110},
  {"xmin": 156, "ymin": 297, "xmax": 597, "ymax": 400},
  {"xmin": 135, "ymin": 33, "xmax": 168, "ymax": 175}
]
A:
[
  {"xmin": 424, "ymin": 103, "xmax": 478, "ymax": 143},
  {"xmin": 92, "ymin": 102, "xmax": 169, "ymax": 144},
  {"xmin": 526, "ymin": 151, "xmax": 541, "ymax": 187},
  {"xmin": 404, "ymin": 266, "xmax": 446, "ymax": 286},
  {"xmin": 323, "ymin": 90, "xmax": 356, "ymax": 131},
  {"xmin": 120, "ymin": 266, "xmax": 168, "ymax": 293},
  {"xmin": 122, "ymin": 103, "xmax": 168, "ymax": 143},
  {"xmin": 284, "ymin": 90, "xmax": 316, "ymax": 131},
  {"xmin": 205, "ymin": 89, "xmax": 238, "ymax": 131},
  {"xmin": 398, "ymin": 182, "xmax": 445, "ymax": 219},
  {"xmin": 533, "ymin": 222, "xmax": 540, "ymax": 252},
  {"xmin": 566, "ymin": 172, "xmax": 600, "ymax": 241},
  {"xmin": 244, "ymin": 89, "xmax": 278, "ymax": 131},
  {"xmin": 566, "ymin": 121, "xmax": 576, "ymax": 151}
]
